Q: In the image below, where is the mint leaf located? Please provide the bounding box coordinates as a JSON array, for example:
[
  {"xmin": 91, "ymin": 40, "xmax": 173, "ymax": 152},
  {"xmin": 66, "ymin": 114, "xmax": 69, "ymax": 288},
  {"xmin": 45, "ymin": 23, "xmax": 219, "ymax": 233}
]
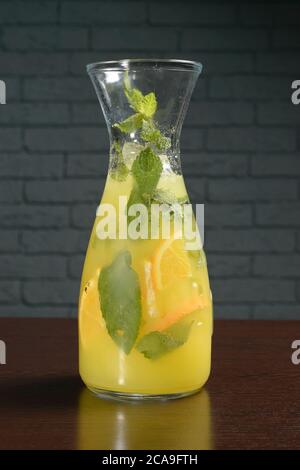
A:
[
  {"xmin": 141, "ymin": 120, "xmax": 171, "ymax": 151},
  {"xmin": 114, "ymin": 113, "xmax": 143, "ymax": 134},
  {"xmin": 123, "ymin": 73, "xmax": 156, "ymax": 118},
  {"xmin": 111, "ymin": 161, "xmax": 129, "ymax": 182},
  {"xmin": 131, "ymin": 147, "xmax": 163, "ymax": 195},
  {"xmin": 126, "ymin": 186, "xmax": 146, "ymax": 223},
  {"xmin": 127, "ymin": 186, "xmax": 145, "ymax": 207},
  {"xmin": 139, "ymin": 92, "xmax": 157, "ymax": 118},
  {"xmin": 110, "ymin": 141, "xmax": 129, "ymax": 182},
  {"xmin": 124, "ymin": 85, "xmax": 157, "ymax": 118},
  {"xmin": 136, "ymin": 332, "xmax": 180, "ymax": 359},
  {"xmin": 125, "ymin": 87, "xmax": 144, "ymax": 113},
  {"xmin": 136, "ymin": 321, "xmax": 193, "ymax": 360},
  {"xmin": 127, "ymin": 147, "xmax": 163, "ymax": 231},
  {"xmin": 98, "ymin": 251, "xmax": 142, "ymax": 354}
]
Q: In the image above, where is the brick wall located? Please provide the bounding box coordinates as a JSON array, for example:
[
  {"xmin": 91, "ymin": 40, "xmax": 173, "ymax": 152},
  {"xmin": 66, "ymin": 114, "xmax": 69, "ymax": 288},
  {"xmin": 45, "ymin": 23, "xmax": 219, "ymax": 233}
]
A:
[{"xmin": 0, "ymin": 1, "xmax": 299, "ymax": 319}]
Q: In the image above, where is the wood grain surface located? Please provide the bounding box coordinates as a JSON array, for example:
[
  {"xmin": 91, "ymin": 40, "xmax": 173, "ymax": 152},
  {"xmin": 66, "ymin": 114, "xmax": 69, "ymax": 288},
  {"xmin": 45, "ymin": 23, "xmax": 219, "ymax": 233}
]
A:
[{"xmin": 0, "ymin": 318, "xmax": 299, "ymax": 450}]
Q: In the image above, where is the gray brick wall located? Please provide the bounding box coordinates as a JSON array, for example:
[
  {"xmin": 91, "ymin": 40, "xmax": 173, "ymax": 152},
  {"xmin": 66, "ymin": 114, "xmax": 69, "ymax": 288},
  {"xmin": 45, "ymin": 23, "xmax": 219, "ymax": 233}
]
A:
[{"xmin": 0, "ymin": 0, "xmax": 299, "ymax": 319}]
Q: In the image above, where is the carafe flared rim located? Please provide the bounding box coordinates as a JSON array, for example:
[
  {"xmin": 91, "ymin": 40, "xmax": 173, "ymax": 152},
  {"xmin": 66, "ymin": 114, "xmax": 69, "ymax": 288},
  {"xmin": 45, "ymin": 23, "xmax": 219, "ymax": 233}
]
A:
[{"xmin": 86, "ymin": 58, "xmax": 203, "ymax": 74}]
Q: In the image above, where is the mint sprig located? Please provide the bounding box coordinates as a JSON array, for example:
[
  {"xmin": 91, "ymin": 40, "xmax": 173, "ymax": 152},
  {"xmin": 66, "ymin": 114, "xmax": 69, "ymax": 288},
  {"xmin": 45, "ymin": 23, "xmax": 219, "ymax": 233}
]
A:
[
  {"xmin": 112, "ymin": 75, "xmax": 175, "ymax": 215},
  {"xmin": 113, "ymin": 74, "xmax": 169, "ymax": 153}
]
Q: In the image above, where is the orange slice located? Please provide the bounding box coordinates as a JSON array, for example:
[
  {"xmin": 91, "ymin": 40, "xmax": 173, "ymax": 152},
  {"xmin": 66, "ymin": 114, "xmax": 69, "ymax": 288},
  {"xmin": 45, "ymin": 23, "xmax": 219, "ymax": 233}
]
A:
[
  {"xmin": 144, "ymin": 290, "xmax": 206, "ymax": 334},
  {"xmin": 152, "ymin": 233, "xmax": 192, "ymax": 291},
  {"xmin": 79, "ymin": 276, "xmax": 103, "ymax": 348}
]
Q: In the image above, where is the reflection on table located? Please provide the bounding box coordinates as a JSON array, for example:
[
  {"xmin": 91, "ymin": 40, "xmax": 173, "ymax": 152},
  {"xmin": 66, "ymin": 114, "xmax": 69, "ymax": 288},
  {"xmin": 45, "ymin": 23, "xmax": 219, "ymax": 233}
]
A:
[{"xmin": 77, "ymin": 388, "xmax": 212, "ymax": 450}]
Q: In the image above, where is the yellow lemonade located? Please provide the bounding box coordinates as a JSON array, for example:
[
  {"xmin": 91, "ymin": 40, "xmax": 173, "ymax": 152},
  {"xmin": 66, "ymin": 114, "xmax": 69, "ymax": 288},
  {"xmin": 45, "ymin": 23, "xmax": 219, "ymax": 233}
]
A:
[
  {"xmin": 80, "ymin": 58, "xmax": 212, "ymax": 398},
  {"xmin": 79, "ymin": 165, "xmax": 213, "ymax": 396}
]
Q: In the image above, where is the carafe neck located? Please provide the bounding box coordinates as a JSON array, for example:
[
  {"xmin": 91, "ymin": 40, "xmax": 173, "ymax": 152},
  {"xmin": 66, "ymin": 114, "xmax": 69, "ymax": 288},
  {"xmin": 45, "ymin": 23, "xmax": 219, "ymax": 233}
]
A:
[{"xmin": 87, "ymin": 59, "xmax": 202, "ymax": 175}]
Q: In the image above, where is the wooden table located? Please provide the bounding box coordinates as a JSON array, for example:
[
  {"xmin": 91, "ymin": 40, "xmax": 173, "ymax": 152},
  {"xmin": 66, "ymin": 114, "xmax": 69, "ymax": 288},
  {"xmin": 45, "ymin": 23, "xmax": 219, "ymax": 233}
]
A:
[{"xmin": 0, "ymin": 319, "xmax": 299, "ymax": 450}]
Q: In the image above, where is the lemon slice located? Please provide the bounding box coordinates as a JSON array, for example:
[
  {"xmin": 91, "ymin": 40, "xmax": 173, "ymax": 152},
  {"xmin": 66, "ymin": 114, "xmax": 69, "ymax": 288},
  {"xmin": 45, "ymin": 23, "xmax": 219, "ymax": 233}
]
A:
[{"xmin": 152, "ymin": 233, "xmax": 192, "ymax": 291}]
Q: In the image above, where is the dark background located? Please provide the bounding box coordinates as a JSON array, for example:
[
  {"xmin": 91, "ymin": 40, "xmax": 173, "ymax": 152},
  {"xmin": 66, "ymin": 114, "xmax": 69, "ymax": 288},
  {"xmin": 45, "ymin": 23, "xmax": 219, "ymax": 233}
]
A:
[{"xmin": 0, "ymin": 0, "xmax": 299, "ymax": 319}]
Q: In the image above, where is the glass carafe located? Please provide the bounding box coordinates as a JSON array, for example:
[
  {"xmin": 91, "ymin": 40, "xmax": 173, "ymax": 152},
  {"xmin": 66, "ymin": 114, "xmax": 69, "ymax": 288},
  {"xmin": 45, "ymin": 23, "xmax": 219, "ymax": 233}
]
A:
[{"xmin": 79, "ymin": 59, "xmax": 213, "ymax": 399}]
